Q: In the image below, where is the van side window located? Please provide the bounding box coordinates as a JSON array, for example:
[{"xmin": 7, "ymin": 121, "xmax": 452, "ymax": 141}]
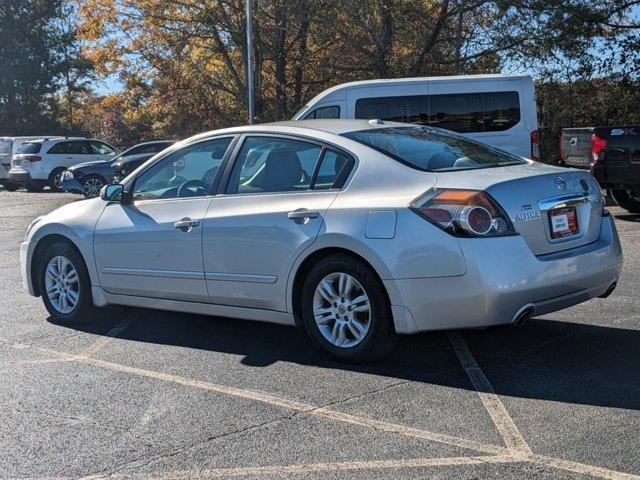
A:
[
  {"xmin": 355, "ymin": 91, "xmax": 521, "ymax": 133},
  {"xmin": 304, "ymin": 105, "xmax": 340, "ymax": 119},
  {"xmin": 430, "ymin": 91, "xmax": 520, "ymax": 133},
  {"xmin": 355, "ymin": 96, "xmax": 428, "ymax": 125}
]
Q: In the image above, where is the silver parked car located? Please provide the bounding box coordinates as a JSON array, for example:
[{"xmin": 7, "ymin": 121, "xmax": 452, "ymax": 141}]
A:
[{"xmin": 20, "ymin": 120, "xmax": 623, "ymax": 362}]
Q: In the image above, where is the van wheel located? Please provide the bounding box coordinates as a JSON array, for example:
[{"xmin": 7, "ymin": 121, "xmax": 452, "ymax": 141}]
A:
[
  {"xmin": 38, "ymin": 241, "xmax": 95, "ymax": 322},
  {"xmin": 301, "ymin": 254, "xmax": 397, "ymax": 363},
  {"xmin": 611, "ymin": 189, "xmax": 640, "ymax": 213},
  {"xmin": 48, "ymin": 168, "xmax": 66, "ymax": 192}
]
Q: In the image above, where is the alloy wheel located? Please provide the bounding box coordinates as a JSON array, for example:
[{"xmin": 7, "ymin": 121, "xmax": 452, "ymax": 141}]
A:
[
  {"xmin": 84, "ymin": 177, "xmax": 104, "ymax": 197},
  {"xmin": 313, "ymin": 272, "xmax": 371, "ymax": 348},
  {"xmin": 44, "ymin": 255, "xmax": 80, "ymax": 314}
]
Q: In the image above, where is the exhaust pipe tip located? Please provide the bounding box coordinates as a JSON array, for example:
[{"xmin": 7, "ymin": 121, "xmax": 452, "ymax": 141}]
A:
[
  {"xmin": 599, "ymin": 281, "xmax": 617, "ymax": 299},
  {"xmin": 512, "ymin": 305, "xmax": 535, "ymax": 327}
]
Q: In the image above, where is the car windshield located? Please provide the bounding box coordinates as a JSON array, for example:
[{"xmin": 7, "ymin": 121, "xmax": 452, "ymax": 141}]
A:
[{"xmin": 342, "ymin": 126, "xmax": 527, "ymax": 172}]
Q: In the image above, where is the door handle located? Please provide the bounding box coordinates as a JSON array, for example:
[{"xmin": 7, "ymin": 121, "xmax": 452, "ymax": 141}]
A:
[
  {"xmin": 287, "ymin": 210, "xmax": 319, "ymax": 224},
  {"xmin": 173, "ymin": 218, "xmax": 200, "ymax": 230}
]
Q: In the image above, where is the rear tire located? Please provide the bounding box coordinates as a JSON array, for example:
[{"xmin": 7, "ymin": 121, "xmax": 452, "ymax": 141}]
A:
[
  {"xmin": 37, "ymin": 241, "xmax": 95, "ymax": 322},
  {"xmin": 48, "ymin": 168, "xmax": 66, "ymax": 192},
  {"xmin": 611, "ymin": 189, "xmax": 640, "ymax": 213},
  {"xmin": 301, "ymin": 254, "xmax": 397, "ymax": 363},
  {"xmin": 82, "ymin": 174, "xmax": 106, "ymax": 198},
  {"xmin": 1, "ymin": 182, "xmax": 19, "ymax": 191}
]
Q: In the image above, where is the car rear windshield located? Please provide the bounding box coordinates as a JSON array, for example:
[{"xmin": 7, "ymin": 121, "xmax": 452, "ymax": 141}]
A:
[
  {"xmin": 342, "ymin": 126, "xmax": 527, "ymax": 172},
  {"xmin": 17, "ymin": 142, "xmax": 42, "ymax": 154}
]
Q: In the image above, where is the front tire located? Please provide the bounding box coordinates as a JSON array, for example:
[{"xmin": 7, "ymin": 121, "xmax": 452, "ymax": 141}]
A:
[
  {"xmin": 82, "ymin": 175, "xmax": 106, "ymax": 198},
  {"xmin": 301, "ymin": 254, "xmax": 397, "ymax": 363},
  {"xmin": 38, "ymin": 241, "xmax": 95, "ymax": 322},
  {"xmin": 611, "ymin": 189, "xmax": 640, "ymax": 213}
]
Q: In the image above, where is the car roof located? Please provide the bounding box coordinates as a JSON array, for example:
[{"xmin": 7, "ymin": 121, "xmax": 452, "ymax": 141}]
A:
[{"xmin": 187, "ymin": 119, "xmax": 410, "ymax": 143}]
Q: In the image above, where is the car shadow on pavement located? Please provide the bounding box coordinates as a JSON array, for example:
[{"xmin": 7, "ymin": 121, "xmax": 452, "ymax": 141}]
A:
[{"xmin": 49, "ymin": 307, "xmax": 640, "ymax": 411}]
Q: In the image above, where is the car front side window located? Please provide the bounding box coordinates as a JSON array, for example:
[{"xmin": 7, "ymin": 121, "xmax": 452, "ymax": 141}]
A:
[{"xmin": 132, "ymin": 137, "xmax": 232, "ymax": 200}]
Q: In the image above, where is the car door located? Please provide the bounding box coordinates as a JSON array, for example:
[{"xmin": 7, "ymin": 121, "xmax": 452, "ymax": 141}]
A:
[
  {"xmin": 202, "ymin": 135, "xmax": 354, "ymax": 311},
  {"xmin": 93, "ymin": 136, "xmax": 235, "ymax": 302},
  {"xmin": 46, "ymin": 141, "xmax": 84, "ymax": 169}
]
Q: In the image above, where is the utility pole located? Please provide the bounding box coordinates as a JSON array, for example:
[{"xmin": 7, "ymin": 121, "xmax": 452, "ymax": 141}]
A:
[{"xmin": 246, "ymin": 0, "xmax": 254, "ymax": 124}]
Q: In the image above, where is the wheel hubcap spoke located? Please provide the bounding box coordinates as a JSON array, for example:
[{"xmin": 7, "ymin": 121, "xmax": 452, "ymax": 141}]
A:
[
  {"xmin": 44, "ymin": 255, "xmax": 79, "ymax": 314},
  {"xmin": 313, "ymin": 271, "xmax": 371, "ymax": 348}
]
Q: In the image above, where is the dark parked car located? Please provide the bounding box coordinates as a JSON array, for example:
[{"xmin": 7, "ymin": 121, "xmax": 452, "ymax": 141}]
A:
[
  {"xmin": 561, "ymin": 126, "xmax": 640, "ymax": 213},
  {"xmin": 60, "ymin": 140, "xmax": 175, "ymax": 197}
]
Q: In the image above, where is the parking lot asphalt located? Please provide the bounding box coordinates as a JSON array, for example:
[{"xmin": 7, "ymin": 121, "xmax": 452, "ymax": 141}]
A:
[{"xmin": 0, "ymin": 188, "xmax": 639, "ymax": 480}]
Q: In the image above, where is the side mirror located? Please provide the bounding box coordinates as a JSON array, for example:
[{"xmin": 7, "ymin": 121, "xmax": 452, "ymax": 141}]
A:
[{"xmin": 100, "ymin": 183, "xmax": 124, "ymax": 202}]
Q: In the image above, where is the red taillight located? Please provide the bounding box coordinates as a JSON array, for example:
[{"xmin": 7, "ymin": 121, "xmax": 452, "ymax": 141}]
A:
[
  {"xmin": 559, "ymin": 134, "xmax": 566, "ymax": 159},
  {"xmin": 530, "ymin": 130, "xmax": 540, "ymax": 161},
  {"xmin": 411, "ymin": 189, "xmax": 515, "ymax": 237},
  {"xmin": 24, "ymin": 155, "xmax": 41, "ymax": 162},
  {"xmin": 592, "ymin": 134, "xmax": 607, "ymax": 164}
]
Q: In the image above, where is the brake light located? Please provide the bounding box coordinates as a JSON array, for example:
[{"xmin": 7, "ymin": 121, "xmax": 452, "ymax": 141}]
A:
[
  {"xmin": 24, "ymin": 155, "xmax": 41, "ymax": 162},
  {"xmin": 592, "ymin": 134, "xmax": 607, "ymax": 164},
  {"xmin": 530, "ymin": 130, "xmax": 540, "ymax": 161},
  {"xmin": 410, "ymin": 189, "xmax": 516, "ymax": 237}
]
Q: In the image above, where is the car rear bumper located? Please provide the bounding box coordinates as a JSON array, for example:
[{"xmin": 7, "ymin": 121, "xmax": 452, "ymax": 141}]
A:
[
  {"xmin": 385, "ymin": 214, "xmax": 623, "ymax": 333},
  {"xmin": 8, "ymin": 170, "xmax": 47, "ymax": 186}
]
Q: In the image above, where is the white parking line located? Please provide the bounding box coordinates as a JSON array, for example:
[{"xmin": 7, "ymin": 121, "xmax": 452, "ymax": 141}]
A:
[{"xmin": 448, "ymin": 331, "xmax": 532, "ymax": 454}]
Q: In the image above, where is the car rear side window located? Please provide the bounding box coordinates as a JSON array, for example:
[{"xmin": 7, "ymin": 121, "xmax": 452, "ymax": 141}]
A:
[
  {"xmin": 17, "ymin": 142, "xmax": 42, "ymax": 154},
  {"xmin": 312, "ymin": 150, "xmax": 354, "ymax": 190},
  {"xmin": 227, "ymin": 137, "xmax": 322, "ymax": 194},
  {"xmin": 342, "ymin": 126, "xmax": 526, "ymax": 172},
  {"xmin": 354, "ymin": 91, "xmax": 521, "ymax": 133}
]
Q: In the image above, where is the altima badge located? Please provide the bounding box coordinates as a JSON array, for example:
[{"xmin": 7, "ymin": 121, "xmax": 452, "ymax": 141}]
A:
[{"xmin": 515, "ymin": 210, "xmax": 541, "ymax": 221}]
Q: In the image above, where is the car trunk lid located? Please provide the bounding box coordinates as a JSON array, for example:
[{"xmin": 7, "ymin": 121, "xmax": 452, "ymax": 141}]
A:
[{"xmin": 434, "ymin": 162, "xmax": 604, "ymax": 256}]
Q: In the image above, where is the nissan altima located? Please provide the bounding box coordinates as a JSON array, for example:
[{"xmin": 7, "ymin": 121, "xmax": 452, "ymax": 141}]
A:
[{"xmin": 20, "ymin": 120, "xmax": 623, "ymax": 362}]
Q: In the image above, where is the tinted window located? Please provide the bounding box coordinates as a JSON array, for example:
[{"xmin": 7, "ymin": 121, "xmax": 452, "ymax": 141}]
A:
[
  {"xmin": 356, "ymin": 95, "xmax": 428, "ymax": 125},
  {"xmin": 429, "ymin": 91, "xmax": 520, "ymax": 132},
  {"xmin": 17, "ymin": 142, "xmax": 42, "ymax": 154},
  {"xmin": 342, "ymin": 126, "xmax": 526, "ymax": 172},
  {"xmin": 48, "ymin": 141, "xmax": 91, "ymax": 154},
  {"xmin": 354, "ymin": 91, "xmax": 521, "ymax": 133},
  {"xmin": 132, "ymin": 137, "xmax": 232, "ymax": 200},
  {"xmin": 227, "ymin": 137, "xmax": 322, "ymax": 194},
  {"xmin": 0, "ymin": 139, "xmax": 11, "ymax": 155},
  {"xmin": 305, "ymin": 105, "xmax": 341, "ymax": 119},
  {"xmin": 312, "ymin": 150, "xmax": 353, "ymax": 190},
  {"xmin": 90, "ymin": 141, "xmax": 116, "ymax": 155}
]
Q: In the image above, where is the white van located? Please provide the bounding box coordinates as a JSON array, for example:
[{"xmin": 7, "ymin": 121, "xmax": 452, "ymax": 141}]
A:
[{"xmin": 292, "ymin": 74, "xmax": 539, "ymax": 160}]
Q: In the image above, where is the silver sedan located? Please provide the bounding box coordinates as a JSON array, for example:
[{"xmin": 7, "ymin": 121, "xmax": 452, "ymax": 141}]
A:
[{"xmin": 20, "ymin": 120, "xmax": 623, "ymax": 362}]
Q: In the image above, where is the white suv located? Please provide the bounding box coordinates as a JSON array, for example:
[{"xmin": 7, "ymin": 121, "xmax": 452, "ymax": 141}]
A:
[{"xmin": 8, "ymin": 137, "xmax": 119, "ymax": 192}]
